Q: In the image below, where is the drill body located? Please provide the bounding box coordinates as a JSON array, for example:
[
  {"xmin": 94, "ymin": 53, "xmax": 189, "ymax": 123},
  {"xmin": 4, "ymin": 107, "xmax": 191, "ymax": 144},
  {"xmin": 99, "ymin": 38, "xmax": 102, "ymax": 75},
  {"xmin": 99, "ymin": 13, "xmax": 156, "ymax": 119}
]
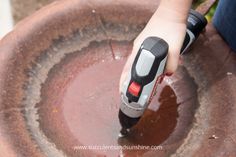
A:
[{"xmin": 119, "ymin": 9, "xmax": 207, "ymax": 133}]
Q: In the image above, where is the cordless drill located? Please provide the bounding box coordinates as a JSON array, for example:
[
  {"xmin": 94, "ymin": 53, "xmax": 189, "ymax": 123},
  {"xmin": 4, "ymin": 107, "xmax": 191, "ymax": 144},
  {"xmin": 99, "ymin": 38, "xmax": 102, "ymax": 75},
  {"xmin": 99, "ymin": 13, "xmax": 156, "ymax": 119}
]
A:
[{"xmin": 118, "ymin": 9, "xmax": 207, "ymax": 136}]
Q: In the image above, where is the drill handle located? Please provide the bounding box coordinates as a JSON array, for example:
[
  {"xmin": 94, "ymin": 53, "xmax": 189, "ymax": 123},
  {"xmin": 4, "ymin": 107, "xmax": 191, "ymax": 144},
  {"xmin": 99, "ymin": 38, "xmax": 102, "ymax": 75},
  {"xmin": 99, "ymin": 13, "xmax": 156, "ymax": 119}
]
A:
[{"xmin": 181, "ymin": 9, "xmax": 207, "ymax": 54}]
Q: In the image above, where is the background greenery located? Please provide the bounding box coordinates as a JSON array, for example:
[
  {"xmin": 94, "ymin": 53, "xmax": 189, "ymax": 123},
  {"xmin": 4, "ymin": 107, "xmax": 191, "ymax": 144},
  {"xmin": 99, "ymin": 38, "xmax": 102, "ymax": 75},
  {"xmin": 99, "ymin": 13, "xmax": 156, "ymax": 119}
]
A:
[{"xmin": 193, "ymin": 0, "xmax": 218, "ymax": 21}]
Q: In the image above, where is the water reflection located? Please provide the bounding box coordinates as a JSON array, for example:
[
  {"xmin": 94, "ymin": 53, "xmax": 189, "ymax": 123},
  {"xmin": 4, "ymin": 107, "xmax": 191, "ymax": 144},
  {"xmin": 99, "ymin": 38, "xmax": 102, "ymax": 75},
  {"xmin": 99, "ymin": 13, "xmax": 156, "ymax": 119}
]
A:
[{"xmin": 118, "ymin": 86, "xmax": 180, "ymax": 156}]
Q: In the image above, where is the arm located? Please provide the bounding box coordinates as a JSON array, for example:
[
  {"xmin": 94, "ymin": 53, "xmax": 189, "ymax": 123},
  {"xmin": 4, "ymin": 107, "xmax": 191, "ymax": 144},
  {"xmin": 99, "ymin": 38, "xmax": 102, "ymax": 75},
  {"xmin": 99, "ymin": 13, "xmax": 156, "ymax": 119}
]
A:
[{"xmin": 119, "ymin": 0, "xmax": 192, "ymax": 91}]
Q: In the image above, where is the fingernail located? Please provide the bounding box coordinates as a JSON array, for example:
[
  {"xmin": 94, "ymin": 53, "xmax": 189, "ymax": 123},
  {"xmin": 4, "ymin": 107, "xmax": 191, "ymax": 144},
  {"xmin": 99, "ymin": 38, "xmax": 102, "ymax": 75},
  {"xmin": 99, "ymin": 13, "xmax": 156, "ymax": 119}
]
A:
[{"xmin": 165, "ymin": 72, "xmax": 173, "ymax": 77}]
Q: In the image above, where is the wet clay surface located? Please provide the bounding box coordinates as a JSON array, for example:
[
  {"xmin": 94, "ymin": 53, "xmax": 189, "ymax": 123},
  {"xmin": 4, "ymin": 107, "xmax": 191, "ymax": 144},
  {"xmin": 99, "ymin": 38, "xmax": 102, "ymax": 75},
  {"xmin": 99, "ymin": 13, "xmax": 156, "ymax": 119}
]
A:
[
  {"xmin": 62, "ymin": 59, "xmax": 178, "ymax": 156},
  {"xmin": 37, "ymin": 40, "xmax": 197, "ymax": 157}
]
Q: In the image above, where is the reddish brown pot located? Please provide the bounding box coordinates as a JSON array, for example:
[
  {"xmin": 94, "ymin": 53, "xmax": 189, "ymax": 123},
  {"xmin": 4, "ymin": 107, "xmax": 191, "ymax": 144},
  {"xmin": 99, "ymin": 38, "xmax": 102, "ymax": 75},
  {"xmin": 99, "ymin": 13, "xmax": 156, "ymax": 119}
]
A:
[{"xmin": 0, "ymin": 0, "xmax": 236, "ymax": 157}]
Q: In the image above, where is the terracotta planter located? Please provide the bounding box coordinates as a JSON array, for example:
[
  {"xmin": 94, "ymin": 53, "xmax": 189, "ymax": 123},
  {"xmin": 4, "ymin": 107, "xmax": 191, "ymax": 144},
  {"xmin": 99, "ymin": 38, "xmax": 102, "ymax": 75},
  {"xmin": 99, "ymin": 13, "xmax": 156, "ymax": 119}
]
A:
[{"xmin": 0, "ymin": 0, "xmax": 236, "ymax": 156}]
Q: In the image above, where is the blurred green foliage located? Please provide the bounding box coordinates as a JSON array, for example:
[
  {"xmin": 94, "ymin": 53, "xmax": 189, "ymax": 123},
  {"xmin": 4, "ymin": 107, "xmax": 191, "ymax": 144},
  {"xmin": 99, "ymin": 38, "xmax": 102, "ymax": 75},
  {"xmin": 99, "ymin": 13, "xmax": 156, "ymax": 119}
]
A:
[
  {"xmin": 205, "ymin": 2, "xmax": 218, "ymax": 21},
  {"xmin": 193, "ymin": 0, "xmax": 206, "ymax": 8},
  {"xmin": 193, "ymin": 0, "xmax": 218, "ymax": 22}
]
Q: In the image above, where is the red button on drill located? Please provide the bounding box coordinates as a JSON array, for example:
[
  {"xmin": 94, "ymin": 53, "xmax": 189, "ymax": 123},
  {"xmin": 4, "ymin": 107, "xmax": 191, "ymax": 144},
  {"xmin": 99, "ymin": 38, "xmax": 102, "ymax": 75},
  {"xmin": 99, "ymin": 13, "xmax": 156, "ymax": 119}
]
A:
[{"xmin": 128, "ymin": 82, "xmax": 141, "ymax": 97}]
